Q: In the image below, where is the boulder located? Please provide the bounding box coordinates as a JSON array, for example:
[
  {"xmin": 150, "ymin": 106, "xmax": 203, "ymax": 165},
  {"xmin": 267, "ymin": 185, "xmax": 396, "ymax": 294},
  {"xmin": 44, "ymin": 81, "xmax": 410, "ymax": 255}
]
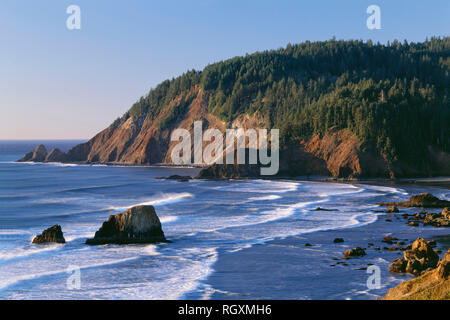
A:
[
  {"xmin": 386, "ymin": 206, "xmax": 399, "ymax": 213},
  {"xmin": 422, "ymin": 210, "xmax": 450, "ymax": 227},
  {"xmin": 86, "ymin": 205, "xmax": 167, "ymax": 245},
  {"xmin": 389, "ymin": 238, "xmax": 440, "ymax": 276},
  {"xmin": 32, "ymin": 225, "xmax": 66, "ymax": 244},
  {"xmin": 382, "ymin": 236, "xmax": 398, "ymax": 244},
  {"xmin": 343, "ymin": 247, "xmax": 366, "ymax": 258},
  {"xmin": 315, "ymin": 207, "xmax": 338, "ymax": 211},
  {"xmin": 390, "ymin": 258, "xmax": 407, "ymax": 273},
  {"xmin": 436, "ymin": 250, "xmax": 450, "ymax": 279},
  {"xmin": 19, "ymin": 144, "xmax": 48, "ymax": 162},
  {"xmin": 442, "ymin": 207, "xmax": 450, "ymax": 220},
  {"xmin": 333, "ymin": 238, "xmax": 344, "ymax": 243}
]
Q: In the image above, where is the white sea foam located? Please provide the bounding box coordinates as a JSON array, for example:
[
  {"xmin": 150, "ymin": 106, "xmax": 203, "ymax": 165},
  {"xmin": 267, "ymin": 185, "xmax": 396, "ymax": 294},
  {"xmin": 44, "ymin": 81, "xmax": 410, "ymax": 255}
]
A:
[
  {"xmin": 0, "ymin": 229, "xmax": 31, "ymax": 236},
  {"xmin": 31, "ymin": 197, "xmax": 85, "ymax": 204},
  {"xmin": 248, "ymin": 195, "xmax": 281, "ymax": 201},
  {"xmin": 108, "ymin": 192, "xmax": 193, "ymax": 211},
  {"xmin": 0, "ymin": 244, "xmax": 63, "ymax": 262},
  {"xmin": 217, "ymin": 180, "xmax": 299, "ymax": 194},
  {"xmin": 43, "ymin": 162, "xmax": 79, "ymax": 167},
  {"xmin": 160, "ymin": 216, "xmax": 179, "ymax": 224},
  {"xmin": 0, "ymin": 256, "xmax": 141, "ymax": 290}
]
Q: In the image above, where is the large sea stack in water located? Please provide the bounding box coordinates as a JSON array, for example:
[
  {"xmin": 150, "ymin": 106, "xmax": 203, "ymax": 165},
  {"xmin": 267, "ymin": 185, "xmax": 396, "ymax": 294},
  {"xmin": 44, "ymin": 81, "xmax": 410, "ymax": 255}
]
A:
[{"xmin": 86, "ymin": 205, "xmax": 167, "ymax": 245}]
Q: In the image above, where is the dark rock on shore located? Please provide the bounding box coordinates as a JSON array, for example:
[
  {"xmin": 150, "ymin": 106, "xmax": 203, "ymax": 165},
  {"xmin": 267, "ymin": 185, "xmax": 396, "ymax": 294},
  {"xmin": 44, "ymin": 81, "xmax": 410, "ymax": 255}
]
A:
[
  {"xmin": 382, "ymin": 236, "xmax": 398, "ymax": 244},
  {"xmin": 315, "ymin": 207, "xmax": 338, "ymax": 212},
  {"xmin": 384, "ymin": 249, "xmax": 450, "ymax": 300},
  {"xmin": 437, "ymin": 250, "xmax": 450, "ymax": 279},
  {"xmin": 399, "ymin": 207, "xmax": 450, "ymax": 227},
  {"xmin": 19, "ymin": 144, "xmax": 48, "ymax": 162},
  {"xmin": 32, "ymin": 225, "xmax": 66, "ymax": 244},
  {"xmin": 378, "ymin": 193, "xmax": 450, "ymax": 208},
  {"xmin": 422, "ymin": 209, "xmax": 450, "ymax": 227},
  {"xmin": 389, "ymin": 238, "xmax": 439, "ymax": 275},
  {"xmin": 343, "ymin": 247, "xmax": 366, "ymax": 258},
  {"xmin": 386, "ymin": 206, "xmax": 399, "ymax": 213},
  {"xmin": 157, "ymin": 175, "xmax": 192, "ymax": 182},
  {"xmin": 86, "ymin": 205, "xmax": 167, "ymax": 245},
  {"xmin": 333, "ymin": 238, "xmax": 344, "ymax": 243},
  {"xmin": 195, "ymin": 163, "xmax": 262, "ymax": 179}
]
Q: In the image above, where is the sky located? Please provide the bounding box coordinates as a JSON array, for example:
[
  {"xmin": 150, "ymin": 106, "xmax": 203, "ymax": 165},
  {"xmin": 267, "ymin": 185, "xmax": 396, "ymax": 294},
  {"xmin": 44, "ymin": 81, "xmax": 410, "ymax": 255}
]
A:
[{"xmin": 1, "ymin": 0, "xmax": 449, "ymax": 140}]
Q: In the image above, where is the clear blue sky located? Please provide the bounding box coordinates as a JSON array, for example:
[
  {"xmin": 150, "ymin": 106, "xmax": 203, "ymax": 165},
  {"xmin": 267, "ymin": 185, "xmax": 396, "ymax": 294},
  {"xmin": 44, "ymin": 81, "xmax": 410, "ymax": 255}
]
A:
[{"xmin": 1, "ymin": 0, "xmax": 449, "ymax": 139}]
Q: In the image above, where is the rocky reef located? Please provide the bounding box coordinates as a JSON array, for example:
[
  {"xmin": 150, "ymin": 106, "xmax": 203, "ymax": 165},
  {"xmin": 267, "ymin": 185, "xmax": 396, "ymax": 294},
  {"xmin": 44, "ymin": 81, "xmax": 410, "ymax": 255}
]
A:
[
  {"xmin": 86, "ymin": 205, "xmax": 167, "ymax": 245},
  {"xmin": 32, "ymin": 225, "xmax": 66, "ymax": 244}
]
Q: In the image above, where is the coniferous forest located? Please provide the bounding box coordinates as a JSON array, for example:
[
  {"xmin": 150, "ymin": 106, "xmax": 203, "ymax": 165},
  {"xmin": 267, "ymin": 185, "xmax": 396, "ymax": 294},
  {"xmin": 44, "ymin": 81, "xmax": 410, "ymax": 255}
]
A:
[{"xmin": 117, "ymin": 38, "xmax": 449, "ymax": 166}]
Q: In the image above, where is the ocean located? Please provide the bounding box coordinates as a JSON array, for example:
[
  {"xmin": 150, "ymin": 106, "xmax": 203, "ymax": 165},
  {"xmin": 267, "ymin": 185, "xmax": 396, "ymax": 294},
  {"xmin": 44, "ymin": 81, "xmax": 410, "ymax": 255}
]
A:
[{"xmin": 0, "ymin": 140, "xmax": 449, "ymax": 300}]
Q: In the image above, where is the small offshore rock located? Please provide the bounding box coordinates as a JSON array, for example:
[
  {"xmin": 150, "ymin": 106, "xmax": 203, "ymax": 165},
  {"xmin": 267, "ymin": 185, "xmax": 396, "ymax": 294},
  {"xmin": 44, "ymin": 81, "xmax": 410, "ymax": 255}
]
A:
[
  {"xmin": 32, "ymin": 225, "xmax": 66, "ymax": 244},
  {"xmin": 343, "ymin": 247, "xmax": 366, "ymax": 258},
  {"xmin": 386, "ymin": 206, "xmax": 399, "ymax": 213}
]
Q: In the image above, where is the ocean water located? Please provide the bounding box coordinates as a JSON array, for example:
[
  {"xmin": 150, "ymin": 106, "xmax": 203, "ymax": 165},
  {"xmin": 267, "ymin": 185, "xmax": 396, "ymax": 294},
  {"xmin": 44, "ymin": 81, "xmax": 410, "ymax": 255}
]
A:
[{"xmin": 0, "ymin": 141, "xmax": 449, "ymax": 300}]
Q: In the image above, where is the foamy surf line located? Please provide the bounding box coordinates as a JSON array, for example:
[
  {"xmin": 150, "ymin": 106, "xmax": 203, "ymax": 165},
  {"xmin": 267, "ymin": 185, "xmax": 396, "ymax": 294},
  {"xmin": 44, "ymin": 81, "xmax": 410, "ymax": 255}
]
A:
[
  {"xmin": 108, "ymin": 192, "xmax": 193, "ymax": 211},
  {"xmin": 0, "ymin": 244, "xmax": 64, "ymax": 262},
  {"xmin": 0, "ymin": 256, "xmax": 141, "ymax": 291}
]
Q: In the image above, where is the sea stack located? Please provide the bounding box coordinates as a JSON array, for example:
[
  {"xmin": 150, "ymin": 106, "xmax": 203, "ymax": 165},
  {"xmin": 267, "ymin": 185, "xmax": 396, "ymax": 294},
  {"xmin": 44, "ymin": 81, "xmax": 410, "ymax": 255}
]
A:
[
  {"xmin": 86, "ymin": 205, "xmax": 167, "ymax": 245},
  {"xmin": 44, "ymin": 149, "xmax": 68, "ymax": 162},
  {"xmin": 19, "ymin": 144, "xmax": 48, "ymax": 162},
  {"xmin": 32, "ymin": 225, "xmax": 66, "ymax": 244}
]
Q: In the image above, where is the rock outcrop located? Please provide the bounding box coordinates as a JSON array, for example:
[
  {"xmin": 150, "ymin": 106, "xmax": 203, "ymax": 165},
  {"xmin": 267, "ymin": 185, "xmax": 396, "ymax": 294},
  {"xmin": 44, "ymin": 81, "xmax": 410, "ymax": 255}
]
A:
[
  {"xmin": 86, "ymin": 205, "xmax": 167, "ymax": 245},
  {"xmin": 157, "ymin": 175, "xmax": 193, "ymax": 182},
  {"xmin": 386, "ymin": 206, "xmax": 399, "ymax": 213},
  {"xmin": 389, "ymin": 238, "xmax": 440, "ymax": 275},
  {"xmin": 32, "ymin": 225, "xmax": 66, "ymax": 244},
  {"xmin": 19, "ymin": 144, "xmax": 48, "ymax": 162},
  {"xmin": 45, "ymin": 149, "xmax": 68, "ymax": 162},
  {"xmin": 378, "ymin": 193, "xmax": 450, "ymax": 208},
  {"xmin": 342, "ymin": 247, "xmax": 366, "ymax": 258},
  {"xmin": 384, "ymin": 249, "xmax": 450, "ymax": 300},
  {"xmin": 397, "ymin": 207, "xmax": 450, "ymax": 228},
  {"xmin": 442, "ymin": 207, "xmax": 450, "ymax": 220}
]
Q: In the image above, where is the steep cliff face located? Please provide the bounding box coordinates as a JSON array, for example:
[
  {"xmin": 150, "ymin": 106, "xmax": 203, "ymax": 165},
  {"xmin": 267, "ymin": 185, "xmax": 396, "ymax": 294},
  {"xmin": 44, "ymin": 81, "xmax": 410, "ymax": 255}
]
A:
[
  {"xmin": 18, "ymin": 86, "xmax": 450, "ymax": 179},
  {"xmin": 196, "ymin": 128, "xmax": 392, "ymax": 179},
  {"xmin": 16, "ymin": 39, "xmax": 450, "ymax": 178},
  {"xmin": 62, "ymin": 86, "xmax": 227, "ymax": 165}
]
